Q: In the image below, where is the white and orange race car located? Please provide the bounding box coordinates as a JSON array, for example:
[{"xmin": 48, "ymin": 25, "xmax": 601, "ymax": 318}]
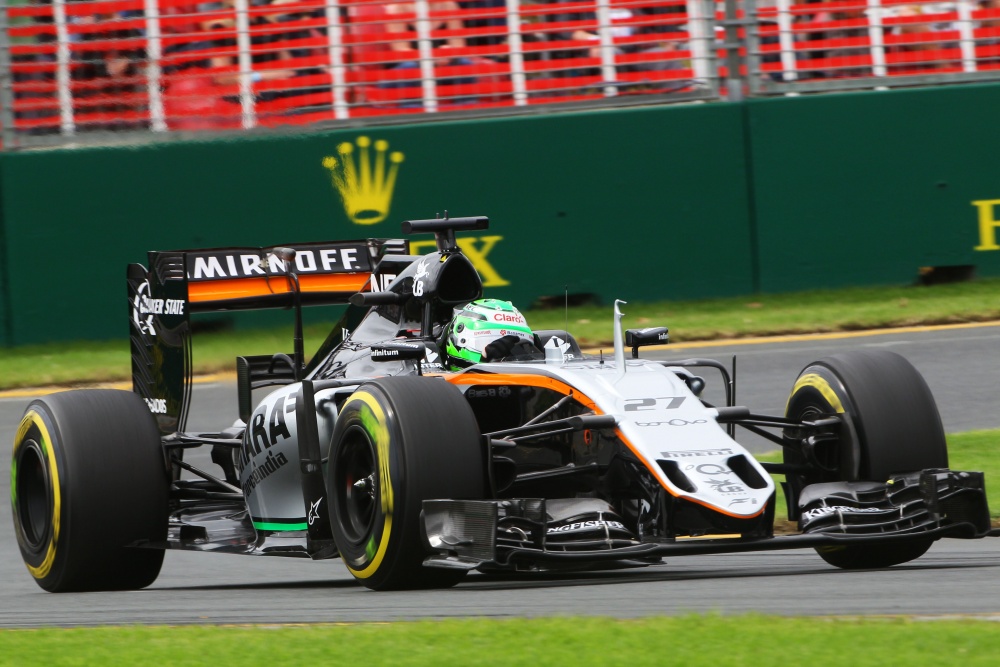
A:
[{"xmin": 12, "ymin": 216, "xmax": 995, "ymax": 592}]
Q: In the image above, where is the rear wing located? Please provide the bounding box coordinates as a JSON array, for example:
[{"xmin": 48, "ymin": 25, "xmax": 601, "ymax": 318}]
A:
[{"xmin": 128, "ymin": 238, "xmax": 408, "ymax": 434}]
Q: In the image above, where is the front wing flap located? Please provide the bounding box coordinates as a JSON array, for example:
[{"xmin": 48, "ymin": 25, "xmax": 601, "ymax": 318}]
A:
[
  {"xmin": 421, "ymin": 469, "xmax": 993, "ymax": 571},
  {"xmin": 798, "ymin": 469, "xmax": 991, "ymax": 537}
]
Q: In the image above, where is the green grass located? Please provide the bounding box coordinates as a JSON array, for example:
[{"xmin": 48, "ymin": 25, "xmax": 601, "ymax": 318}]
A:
[
  {"xmin": 1, "ymin": 615, "xmax": 999, "ymax": 666},
  {"xmin": 3, "ymin": 279, "xmax": 1000, "ymax": 391},
  {"xmin": 531, "ymin": 278, "xmax": 1000, "ymax": 346},
  {"xmin": 0, "ymin": 324, "xmax": 333, "ymax": 390}
]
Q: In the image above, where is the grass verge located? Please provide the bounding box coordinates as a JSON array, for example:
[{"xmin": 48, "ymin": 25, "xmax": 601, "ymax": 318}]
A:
[
  {"xmin": 3, "ymin": 279, "xmax": 1000, "ymax": 391},
  {"xmin": 2, "ymin": 615, "xmax": 999, "ymax": 666},
  {"xmin": 535, "ymin": 278, "xmax": 1000, "ymax": 344}
]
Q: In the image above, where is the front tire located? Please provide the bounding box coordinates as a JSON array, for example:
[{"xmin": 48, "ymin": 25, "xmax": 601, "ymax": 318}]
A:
[
  {"xmin": 784, "ymin": 350, "xmax": 947, "ymax": 569},
  {"xmin": 12, "ymin": 389, "xmax": 170, "ymax": 592},
  {"xmin": 328, "ymin": 377, "xmax": 485, "ymax": 590}
]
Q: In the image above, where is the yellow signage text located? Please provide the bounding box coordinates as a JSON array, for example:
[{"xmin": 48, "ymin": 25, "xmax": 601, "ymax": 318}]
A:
[
  {"xmin": 409, "ymin": 235, "xmax": 510, "ymax": 287},
  {"xmin": 972, "ymin": 199, "xmax": 1000, "ymax": 251}
]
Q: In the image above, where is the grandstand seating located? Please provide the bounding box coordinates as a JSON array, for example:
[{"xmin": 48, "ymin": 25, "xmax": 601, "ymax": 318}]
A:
[{"xmin": 2, "ymin": 0, "xmax": 1000, "ymax": 140}]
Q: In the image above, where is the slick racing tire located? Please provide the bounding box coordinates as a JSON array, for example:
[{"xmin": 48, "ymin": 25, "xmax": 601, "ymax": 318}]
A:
[
  {"xmin": 328, "ymin": 377, "xmax": 485, "ymax": 591},
  {"xmin": 11, "ymin": 389, "xmax": 170, "ymax": 592},
  {"xmin": 784, "ymin": 350, "xmax": 947, "ymax": 570}
]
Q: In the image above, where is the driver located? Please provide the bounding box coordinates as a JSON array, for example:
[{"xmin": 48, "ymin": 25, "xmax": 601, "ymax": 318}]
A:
[{"xmin": 442, "ymin": 299, "xmax": 539, "ymax": 369}]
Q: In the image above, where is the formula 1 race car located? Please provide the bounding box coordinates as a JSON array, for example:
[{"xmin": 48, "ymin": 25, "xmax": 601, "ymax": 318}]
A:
[{"xmin": 11, "ymin": 216, "xmax": 996, "ymax": 592}]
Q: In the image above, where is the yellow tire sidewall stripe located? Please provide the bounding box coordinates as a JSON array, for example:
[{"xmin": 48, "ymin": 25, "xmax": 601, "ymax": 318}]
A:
[
  {"xmin": 341, "ymin": 391, "xmax": 395, "ymax": 580},
  {"xmin": 787, "ymin": 372, "xmax": 846, "ymax": 414},
  {"xmin": 13, "ymin": 410, "xmax": 61, "ymax": 580}
]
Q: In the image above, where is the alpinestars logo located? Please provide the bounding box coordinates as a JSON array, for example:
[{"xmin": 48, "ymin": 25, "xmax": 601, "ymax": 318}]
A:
[
  {"xmin": 322, "ymin": 136, "xmax": 404, "ymax": 226},
  {"xmin": 308, "ymin": 498, "xmax": 322, "ymax": 526}
]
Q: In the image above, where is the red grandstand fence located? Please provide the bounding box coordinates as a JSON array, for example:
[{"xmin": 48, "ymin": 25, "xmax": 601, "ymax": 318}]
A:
[
  {"xmin": 3, "ymin": 0, "xmax": 1000, "ymax": 147},
  {"xmin": 747, "ymin": 0, "xmax": 1000, "ymax": 94},
  {"xmin": 0, "ymin": 0, "xmax": 720, "ymax": 145}
]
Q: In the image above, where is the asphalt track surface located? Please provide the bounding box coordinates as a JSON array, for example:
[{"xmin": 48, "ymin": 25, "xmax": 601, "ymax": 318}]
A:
[{"xmin": 3, "ymin": 324, "xmax": 1000, "ymax": 627}]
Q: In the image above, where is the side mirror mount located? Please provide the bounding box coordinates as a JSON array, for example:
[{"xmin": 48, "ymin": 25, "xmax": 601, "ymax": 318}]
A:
[{"xmin": 625, "ymin": 327, "xmax": 669, "ymax": 359}]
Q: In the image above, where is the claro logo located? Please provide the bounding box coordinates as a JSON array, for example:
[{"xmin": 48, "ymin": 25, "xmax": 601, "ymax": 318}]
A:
[{"xmin": 493, "ymin": 312, "xmax": 525, "ymax": 324}]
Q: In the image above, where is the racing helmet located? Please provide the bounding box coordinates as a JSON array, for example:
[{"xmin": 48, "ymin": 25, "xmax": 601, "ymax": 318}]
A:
[{"xmin": 444, "ymin": 299, "xmax": 534, "ymax": 369}]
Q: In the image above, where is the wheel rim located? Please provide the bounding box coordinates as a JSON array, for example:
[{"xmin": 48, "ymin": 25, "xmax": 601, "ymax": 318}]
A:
[
  {"xmin": 335, "ymin": 424, "xmax": 378, "ymax": 544},
  {"xmin": 15, "ymin": 440, "xmax": 52, "ymax": 552},
  {"xmin": 796, "ymin": 403, "xmax": 845, "ymax": 483}
]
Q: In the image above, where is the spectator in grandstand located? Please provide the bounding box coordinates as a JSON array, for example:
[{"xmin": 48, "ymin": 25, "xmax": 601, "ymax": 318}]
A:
[
  {"xmin": 12, "ymin": 0, "xmax": 60, "ymax": 134},
  {"xmin": 795, "ymin": 0, "xmax": 869, "ymax": 79},
  {"xmin": 386, "ymin": 0, "xmax": 470, "ymax": 51},
  {"xmin": 459, "ymin": 0, "xmax": 506, "ymax": 47},
  {"xmin": 887, "ymin": 3, "xmax": 957, "ymax": 74},
  {"xmin": 252, "ymin": 0, "xmax": 328, "ymax": 103},
  {"xmin": 982, "ymin": 0, "xmax": 1000, "ymax": 25},
  {"xmin": 533, "ymin": 0, "xmax": 684, "ymax": 88},
  {"xmin": 622, "ymin": 3, "xmax": 687, "ymax": 85},
  {"xmin": 382, "ymin": 1, "xmax": 481, "ymax": 103},
  {"xmin": 160, "ymin": 0, "xmax": 298, "ymax": 128},
  {"xmin": 536, "ymin": 0, "xmax": 602, "ymax": 65},
  {"xmin": 503, "ymin": 0, "xmax": 606, "ymax": 93},
  {"xmin": 160, "ymin": 4, "xmax": 222, "ymax": 76},
  {"xmin": 258, "ymin": 0, "xmax": 326, "ymax": 60},
  {"xmin": 71, "ymin": 12, "xmax": 149, "ymax": 130},
  {"xmin": 164, "ymin": 0, "xmax": 296, "ymax": 86},
  {"xmin": 977, "ymin": 0, "xmax": 1000, "ymax": 67}
]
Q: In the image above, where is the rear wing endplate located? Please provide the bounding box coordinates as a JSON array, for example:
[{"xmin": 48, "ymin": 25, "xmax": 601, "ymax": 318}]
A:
[{"xmin": 128, "ymin": 238, "xmax": 408, "ymax": 434}]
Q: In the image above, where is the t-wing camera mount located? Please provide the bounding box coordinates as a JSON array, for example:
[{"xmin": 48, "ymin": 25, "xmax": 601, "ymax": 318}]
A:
[{"xmin": 401, "ymin": 215, "xmax": 489, "ymax": 253}]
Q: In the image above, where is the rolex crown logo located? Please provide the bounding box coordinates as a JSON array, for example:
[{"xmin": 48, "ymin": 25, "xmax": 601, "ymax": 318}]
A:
[{"xmin": 322, "ymin": 136, "xmax": 404, "ymax": 226}]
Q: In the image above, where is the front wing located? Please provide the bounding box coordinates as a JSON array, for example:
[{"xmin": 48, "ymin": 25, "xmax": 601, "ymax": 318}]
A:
[{"xmin": 421, "ymin": 469, "xmax": 994, "ymax": 571}]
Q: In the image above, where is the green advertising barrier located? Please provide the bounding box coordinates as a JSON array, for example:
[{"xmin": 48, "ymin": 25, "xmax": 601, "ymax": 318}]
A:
[
  {"xmin": 0, "ymin": 104, "xmax": 754, "ymax": 345},
  {"xmin": 0, "ymin": 155, "xmax": 8, "ymax": 347},
  {"xmin": 747, "ymin": 83, "xmax": 1000, "ymax": 292},
  {"xmin": 10, "ymin": 82, "xmax": 1000, "ymax": 348}
]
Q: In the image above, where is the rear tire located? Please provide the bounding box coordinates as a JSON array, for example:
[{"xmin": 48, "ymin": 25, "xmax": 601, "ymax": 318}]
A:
[
  {"xmin": 328, "ymin": 377, "xmax": 485, "ymax": 590},
  {"xmin": 784, "ymin": 350, "xmax": 946, "ymax": 569},
  {"xmin": 11, "ymin": 389, "xmax": 169, "ymax": 592}
]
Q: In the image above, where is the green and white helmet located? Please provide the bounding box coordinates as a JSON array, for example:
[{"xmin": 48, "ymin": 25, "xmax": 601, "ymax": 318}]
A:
[{"xmin": 444, "ymin": 299, "xmax": 533, "ymax": 369}]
